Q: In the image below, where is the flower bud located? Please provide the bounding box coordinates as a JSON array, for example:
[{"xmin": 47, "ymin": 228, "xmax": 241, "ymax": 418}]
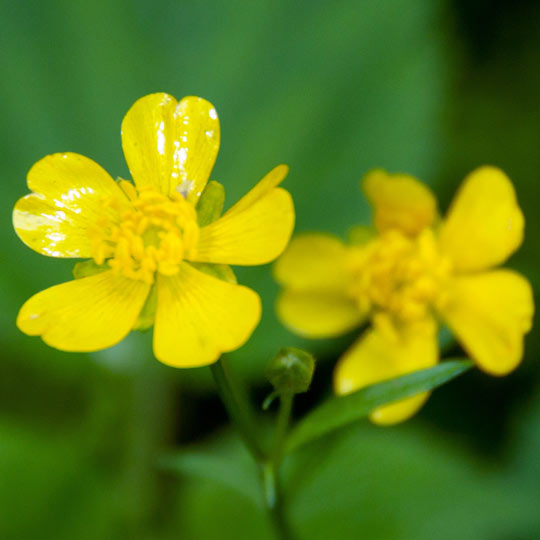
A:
[{"xmin": 267, "ymin": 347, "xmax": 315, "ymax": 395}]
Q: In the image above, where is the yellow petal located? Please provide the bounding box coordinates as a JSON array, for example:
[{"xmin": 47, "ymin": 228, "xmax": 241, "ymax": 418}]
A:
[
  {"xmin": 121, "ymin": 93, "xmax": 220, "ymax": 201},
  {"xmin": 153, "ymin": 262, "xmax": 261, "ymax": 367},
  {"xmin": 276, "ymin": 290, "xmax": 364, "ymax": 338},
  {"xmin": 17, "ymin": 271, "xmax": 150, "ymax": 351},
  {"xmin": 438, "ymin": 167, "xmax": 524, "ymax": 272},
  {"xmin": 439, "ymin": 270, "xmax": 533, "ymax": 375},
  {"xmin": 334, "ymin": 323, "xmax": 438, "ymax": 425},
  {"xmin": 13, "ymin": 153, "xmax": 128, "ymax": 258},
  {"xmin": 192, "ymin": 167, "xmax": 294, "ymax": 265},
  {"xmin": 273, "ymin": 233, "xmax": 349, "ymax": 292},
  {"xmin": 225, "ymin": 164, "xmax": 289, "ymax": 216},
  {"xmin": 363, "ymin": 169, "xmax": 437, "ymax": 235}
]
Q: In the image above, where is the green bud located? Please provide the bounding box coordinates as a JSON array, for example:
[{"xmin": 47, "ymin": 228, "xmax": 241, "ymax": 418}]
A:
[{"xmin": 267, "ymin": 347, "xmax": 315, "ymax": 395}]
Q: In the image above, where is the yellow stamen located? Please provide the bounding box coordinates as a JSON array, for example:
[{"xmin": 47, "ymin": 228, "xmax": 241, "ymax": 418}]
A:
[
  {"xmin": 89, "ymin": 182, "xmax": 199, "ymax": 284},
  {"xmin": 346, "ymin": 229, "xmax": 451, "ymax": 332}
]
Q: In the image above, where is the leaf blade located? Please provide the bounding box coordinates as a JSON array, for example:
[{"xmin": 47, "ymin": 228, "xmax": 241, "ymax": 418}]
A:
[
  {"xmin": 286, "ymin": 359, "xmax": 473, "ymax": 453},
  {"xmin": 159, "ymin": 446, "xmax": 262, "ymax": 505}
]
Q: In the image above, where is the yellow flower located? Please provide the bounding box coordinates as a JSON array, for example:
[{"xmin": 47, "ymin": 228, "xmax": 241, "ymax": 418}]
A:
[
  {"xmin": 14, "ymin": 93, "xmax": 294, "ymax": 367},
  {"xmin": 274, "ymin": 167, "xmax": 533, "ymax": 424}
]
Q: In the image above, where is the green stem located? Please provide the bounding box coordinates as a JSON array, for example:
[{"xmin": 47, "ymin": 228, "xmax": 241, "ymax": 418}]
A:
[
  {"xmin": 210, "ymin": 358, "xmax": 295, "ymax": 539},
  {"xmin": 273, "ymin": 392, "xmax": 293, "ymax": 468},
  {"xmin": 262, "ymin": 461, "xmax": 293, "ymax": 540},
  {"xmin": 264, "ymin": 392, "xmax": 294, "ymax": 539},
  {"xmin": 210, "ymin": 357, "xmax": 265, "ymax": 461}
]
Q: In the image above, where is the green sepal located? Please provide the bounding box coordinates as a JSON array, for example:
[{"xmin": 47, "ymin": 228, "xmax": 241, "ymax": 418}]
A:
[
  {"xmin": 438, "ymin": 324, "xmax": 455, "ymax": 352},
  {"xmin": 197, "ymin": 180, "xmax": 225, "ymax": 226},
  {"xmin": 72, "ymin": 259, "xmax": 109, "ymax": 279},
  {"xmin": 189, "ymin": 262, "xmax": 237, "ymax": 284},
  {"xmin": 267, "ymin": 347, "xmax": 316, "ymax": 396},
  {"xmin": 347, "ymin": 225, "xmax": 376, "ymax": 246},
  {"xmin": 133, "ymin": 285, "xmax": 157, "ymax": 332}
]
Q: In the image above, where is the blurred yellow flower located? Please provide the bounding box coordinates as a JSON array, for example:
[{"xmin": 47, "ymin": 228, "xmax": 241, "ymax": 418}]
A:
[
  {"xmin": 274, "ymin": 167, "xmax": 533, "ymax": 424},
  {"xmin": 14, "ymin": 93, "xmax": 294, "ymax": 367}
]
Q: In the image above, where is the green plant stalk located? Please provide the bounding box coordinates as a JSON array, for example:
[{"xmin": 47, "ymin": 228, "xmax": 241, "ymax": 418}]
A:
[
  {"xmin": 210, "ymin": 358, "xmax": 265, "ymax": 461},
  {"xmin": 263, "ymin": 392, "xmax": 294, "ymax": 539},
  {"xmin": 273, "ymin": 392, "xmax": 293, "ymax": 469},
  {"xmin": 210, "ymin": 358, "xmax": 295, "ymax": 539}
]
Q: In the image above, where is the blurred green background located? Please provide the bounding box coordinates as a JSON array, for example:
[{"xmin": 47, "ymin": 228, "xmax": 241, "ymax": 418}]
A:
[{"xmin": 1, "ymin": 0, "xmax": 540, "ymax": 538}]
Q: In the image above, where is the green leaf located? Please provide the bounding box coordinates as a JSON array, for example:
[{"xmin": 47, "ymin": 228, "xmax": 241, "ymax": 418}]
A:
[
  {"xmin": 159, "ymin": 433, "xmax": 265, "ymax": 505},
  {"xmin": 285, "ymin": 359, "xmax": 473, "ymax": 453},
  {"xmin": 173, "ymin": 480, "xmax": 273, "ymax": 540},
  {"xmin": 285, "ymin": 421, "xmax": 540, "ymax": 540},
  {"xmin": 159, "ymin": 448, "xmax": 261, "ymax": 505},
  {"xmin": 159, "ymin": 432, "xmax": 274, "ymax": 539},
  {"xmin": 197, "ymin": 180, "xmax": 225, "ymax": 226}
]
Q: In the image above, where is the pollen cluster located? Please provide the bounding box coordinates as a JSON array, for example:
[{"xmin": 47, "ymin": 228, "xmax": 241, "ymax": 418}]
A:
[
  {"xmin": 346, "ymin": 229, "xmax": 451, "ymax": 333},
  {"xmin": 90, "ymin": 181, "xmax": 199, "ymax": 283}
]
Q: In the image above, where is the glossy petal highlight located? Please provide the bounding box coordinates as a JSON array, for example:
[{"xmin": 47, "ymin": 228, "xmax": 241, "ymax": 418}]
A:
[
  {"xmin": 121, "ymin": 93, "xmax": 220, "ymax": 200},
  {"xmin": 13, "ymin": 153, "xmax": 128, "ymax": 258},
  {"xmin": 153, "ymin": 263, "xmax": 261, "ymax": 367},
  {"xmin": 277, "ymin": 290, "xmax": 364, "ymax": 338},
  {"xmin": 193, "ymin": 170, "xmax": 294, "ymax": 265},
  {"xmin": 439, "ymin": 270, "xmax": 534, "ymax": 375},
  {"xmin": 438, "ymin": 167, "xmax": 524, "ymax": 272},
  {"xmin": 17, "ymin": 271, "xmax": 150, "ymax": 351},
  {"xmin": 273, "ymin": 233, "xmax": 349, "ymax": 292},
  {"xmin": 363, "ymin": 169, "xmax": 437, "ymax": 236},
  {"xmin": 334, "ymin": 324, "xmax": 438, "ymax": 424}
]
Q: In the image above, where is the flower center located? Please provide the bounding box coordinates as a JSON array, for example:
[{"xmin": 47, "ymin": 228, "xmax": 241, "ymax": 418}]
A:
[
  {"xmin": 90, "ymin": 181, "xmax": 199, "ymax": 284},
  {"xmin": 346, "ymin": 228, "xmax": 451, "ymax": 332}
]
